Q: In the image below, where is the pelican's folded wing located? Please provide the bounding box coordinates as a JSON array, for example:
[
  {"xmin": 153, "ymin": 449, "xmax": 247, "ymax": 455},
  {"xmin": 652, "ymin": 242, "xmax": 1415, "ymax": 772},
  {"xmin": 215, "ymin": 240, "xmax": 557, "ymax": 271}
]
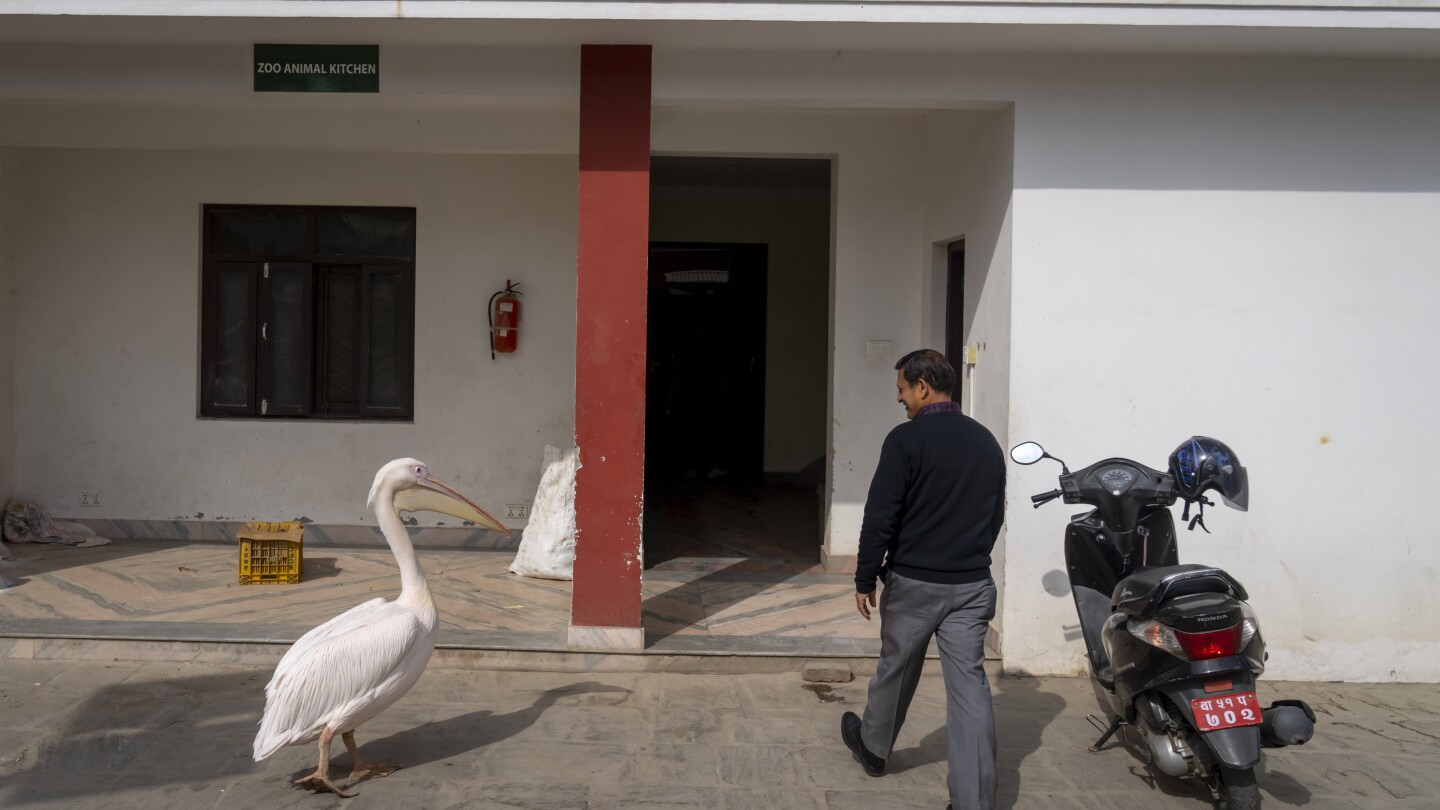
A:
[{"xmin": 253, "ymin": 600, "xmax": 427, "ymax": 760}]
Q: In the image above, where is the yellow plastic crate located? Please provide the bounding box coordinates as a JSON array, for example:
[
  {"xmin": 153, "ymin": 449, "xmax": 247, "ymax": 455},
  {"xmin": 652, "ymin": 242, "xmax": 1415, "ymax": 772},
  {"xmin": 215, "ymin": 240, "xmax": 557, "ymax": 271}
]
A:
[{"xmin": 237, "ymin": 521, "xmax": 304, "ymax": 585}]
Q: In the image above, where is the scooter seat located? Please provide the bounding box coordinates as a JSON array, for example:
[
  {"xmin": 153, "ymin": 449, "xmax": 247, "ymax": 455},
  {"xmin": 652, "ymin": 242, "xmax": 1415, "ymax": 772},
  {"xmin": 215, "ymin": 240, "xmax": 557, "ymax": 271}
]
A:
[{"xmin": 1112, "ymin": 564, "xmax": 1248, "ymax": 617}]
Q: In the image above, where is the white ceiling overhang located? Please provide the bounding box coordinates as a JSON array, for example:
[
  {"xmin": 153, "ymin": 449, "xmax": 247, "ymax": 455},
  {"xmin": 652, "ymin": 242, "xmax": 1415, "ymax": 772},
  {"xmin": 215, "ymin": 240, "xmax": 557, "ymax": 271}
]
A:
[{"xmin": 0, "ymin": 2, "xmax": 1439, "ymax": 58}]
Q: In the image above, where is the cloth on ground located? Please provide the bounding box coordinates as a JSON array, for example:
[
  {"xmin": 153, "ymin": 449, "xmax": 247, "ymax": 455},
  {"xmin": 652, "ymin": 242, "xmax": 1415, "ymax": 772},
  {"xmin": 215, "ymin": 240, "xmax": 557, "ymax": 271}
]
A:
[
  {"xmin": 3, "ymin": 499, "xmax": 112, "ymax": 552},
  {"xmin": 508, "ymin": 446, "xmax": 579, "ymax": 581}
]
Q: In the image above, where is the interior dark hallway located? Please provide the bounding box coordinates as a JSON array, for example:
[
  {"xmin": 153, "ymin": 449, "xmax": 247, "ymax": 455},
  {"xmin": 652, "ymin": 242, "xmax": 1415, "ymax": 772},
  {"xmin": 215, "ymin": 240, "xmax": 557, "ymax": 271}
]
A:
[
  {"xmin": 642, "ymin": 477, "xmax": 821, "ymax": 568},
  {"xmin": 642, "ymin": 155, "xmax": 831, "ymax": 570},
  {"xmin": 641, "ymin": 239, "xmax": 819, "ymax": 567}
]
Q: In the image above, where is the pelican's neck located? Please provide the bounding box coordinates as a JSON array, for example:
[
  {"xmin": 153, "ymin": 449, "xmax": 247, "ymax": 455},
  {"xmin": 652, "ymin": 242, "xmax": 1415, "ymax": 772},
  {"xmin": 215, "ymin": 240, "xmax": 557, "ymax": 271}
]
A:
[{"xmin": 376, "ymin": 486, "xmax": 434, "ymax": 616}]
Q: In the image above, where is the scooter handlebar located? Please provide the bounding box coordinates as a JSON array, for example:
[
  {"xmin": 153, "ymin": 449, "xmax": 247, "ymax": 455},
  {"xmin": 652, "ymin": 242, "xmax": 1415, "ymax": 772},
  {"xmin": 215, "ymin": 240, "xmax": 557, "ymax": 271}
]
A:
[{"xmin": 1031, "ymin": 489, "xmax": 1063, "ymax": 508}]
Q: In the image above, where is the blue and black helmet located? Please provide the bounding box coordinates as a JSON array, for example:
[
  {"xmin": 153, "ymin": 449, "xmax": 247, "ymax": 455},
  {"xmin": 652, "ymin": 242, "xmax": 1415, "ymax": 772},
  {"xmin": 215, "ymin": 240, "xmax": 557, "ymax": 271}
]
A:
[{"xmin": 1168, "ymin": 436, "xmax": 1249, "ymax": 511}]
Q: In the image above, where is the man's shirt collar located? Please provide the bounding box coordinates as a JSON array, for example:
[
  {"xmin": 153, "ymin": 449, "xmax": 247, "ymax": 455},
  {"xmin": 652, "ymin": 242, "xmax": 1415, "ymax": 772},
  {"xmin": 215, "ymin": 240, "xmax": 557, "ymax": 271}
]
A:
[{"xmin": 916, "ymin": 401, "xmax": 963, "ymax": 417}]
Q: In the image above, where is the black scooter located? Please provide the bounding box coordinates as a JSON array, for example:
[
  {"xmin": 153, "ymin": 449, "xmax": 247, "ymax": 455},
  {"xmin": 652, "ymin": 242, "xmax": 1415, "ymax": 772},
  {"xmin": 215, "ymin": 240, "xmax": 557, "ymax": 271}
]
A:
[{"xmin": 1010, "ymin": 438, "xmax": 1315, "ymax": 808}]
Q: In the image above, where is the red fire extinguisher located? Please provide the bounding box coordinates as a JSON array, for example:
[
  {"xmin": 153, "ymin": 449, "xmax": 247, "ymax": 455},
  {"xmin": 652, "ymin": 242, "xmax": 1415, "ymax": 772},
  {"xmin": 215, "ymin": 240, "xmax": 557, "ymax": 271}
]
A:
[{"xmin": 489, "ymin": 280, "xmax": 523, "ymax": 359}]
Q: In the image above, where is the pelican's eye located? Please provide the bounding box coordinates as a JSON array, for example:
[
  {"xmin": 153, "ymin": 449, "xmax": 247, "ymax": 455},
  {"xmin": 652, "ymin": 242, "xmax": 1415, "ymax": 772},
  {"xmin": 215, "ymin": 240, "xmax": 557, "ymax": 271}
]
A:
[{"xmin": 414, "ymin": 465, "xmax": 427, "ymax": 478}]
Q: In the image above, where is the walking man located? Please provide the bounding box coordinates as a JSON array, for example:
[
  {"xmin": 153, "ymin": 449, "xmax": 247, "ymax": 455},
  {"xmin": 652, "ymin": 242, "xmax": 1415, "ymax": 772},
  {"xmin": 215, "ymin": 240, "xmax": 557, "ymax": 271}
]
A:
[{"xmin": 841, "ymin": 348, "xmax": 1005, "ymax": 810}]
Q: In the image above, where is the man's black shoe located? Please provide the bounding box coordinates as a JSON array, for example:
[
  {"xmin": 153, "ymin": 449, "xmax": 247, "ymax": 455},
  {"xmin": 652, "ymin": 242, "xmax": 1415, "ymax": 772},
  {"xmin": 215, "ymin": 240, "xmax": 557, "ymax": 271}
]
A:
[{"xmin": 841, "ymin": 711, "xmax": 885, "ymax": 777}]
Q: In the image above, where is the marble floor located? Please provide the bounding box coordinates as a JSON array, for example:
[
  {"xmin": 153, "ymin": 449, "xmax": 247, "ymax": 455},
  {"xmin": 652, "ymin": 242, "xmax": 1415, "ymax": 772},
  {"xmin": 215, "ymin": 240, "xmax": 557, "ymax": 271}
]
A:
[
  {"xmin": 0, "ymin": 480, "xmax": 998, "ymax": 664},
  {"xmin": 1, "ymin": 478, "xmax": 890, "ymax": 661},
  {"xmin": 0, "ymin": 539, "xmax": 885, "ymax": 658}
]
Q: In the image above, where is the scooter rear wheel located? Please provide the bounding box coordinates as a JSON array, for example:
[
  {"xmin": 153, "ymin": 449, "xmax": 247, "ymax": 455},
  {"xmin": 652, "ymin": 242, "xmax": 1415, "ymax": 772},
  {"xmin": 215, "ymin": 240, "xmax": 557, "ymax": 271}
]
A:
[{"xmin": 1220, "ymin": 765, "xmax": 1260, "ymax": 809}]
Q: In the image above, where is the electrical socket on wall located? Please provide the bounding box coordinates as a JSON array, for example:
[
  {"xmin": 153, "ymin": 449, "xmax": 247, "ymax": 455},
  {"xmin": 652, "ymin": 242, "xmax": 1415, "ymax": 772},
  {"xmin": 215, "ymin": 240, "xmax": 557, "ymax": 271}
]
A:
[
  {"xmin": 504, "ymin": 503, "xmax": 529, "ymax": 520},
  {"xmin": 79, "ymin": 493, "xmax": 102, "ymax": 507}
]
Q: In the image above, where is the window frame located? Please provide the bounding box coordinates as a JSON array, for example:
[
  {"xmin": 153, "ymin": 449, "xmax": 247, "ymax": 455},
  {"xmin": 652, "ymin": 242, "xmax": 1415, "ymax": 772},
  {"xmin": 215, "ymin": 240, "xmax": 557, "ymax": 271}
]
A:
[{"xmin": 199, "ymin": 204, "xmax": 416, "ymax": 421}]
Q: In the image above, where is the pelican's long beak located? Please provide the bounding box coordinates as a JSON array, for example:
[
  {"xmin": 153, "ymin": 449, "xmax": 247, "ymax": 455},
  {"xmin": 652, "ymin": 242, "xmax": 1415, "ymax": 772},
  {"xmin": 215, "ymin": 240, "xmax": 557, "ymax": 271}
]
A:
[{"xmin": 394, "ymin": 476, "xmax": 511, "ymax": 536}]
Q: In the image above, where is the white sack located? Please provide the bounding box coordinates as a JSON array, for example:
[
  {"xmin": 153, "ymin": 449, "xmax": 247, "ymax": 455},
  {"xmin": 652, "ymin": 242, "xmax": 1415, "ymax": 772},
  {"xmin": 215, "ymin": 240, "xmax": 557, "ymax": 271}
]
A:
[{"xmin": 508, "ymin": 445, "xmax": 580, "ymax": 580}]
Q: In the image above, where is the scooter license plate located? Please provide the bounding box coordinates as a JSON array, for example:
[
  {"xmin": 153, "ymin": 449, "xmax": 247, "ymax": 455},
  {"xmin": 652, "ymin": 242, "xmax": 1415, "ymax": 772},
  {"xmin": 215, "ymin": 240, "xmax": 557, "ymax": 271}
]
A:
[{"xmin": 1191, "ymin": 692, "xmax": 1262, "ymax": 732}]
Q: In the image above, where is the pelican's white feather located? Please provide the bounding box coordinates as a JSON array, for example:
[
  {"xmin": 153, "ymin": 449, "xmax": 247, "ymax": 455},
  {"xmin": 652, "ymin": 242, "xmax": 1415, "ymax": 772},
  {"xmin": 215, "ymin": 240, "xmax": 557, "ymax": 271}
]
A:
[{"xmin": 253, "ymin": 599, "xmax": 433, "ymax": 761}]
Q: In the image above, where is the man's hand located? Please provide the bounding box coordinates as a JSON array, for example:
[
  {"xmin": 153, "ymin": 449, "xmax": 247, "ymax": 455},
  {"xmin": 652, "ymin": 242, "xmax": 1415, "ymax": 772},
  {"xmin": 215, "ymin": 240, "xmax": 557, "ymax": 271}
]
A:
[{"xmin": 855, "ymin": 590, "xmax": 877, "ymax": 621}]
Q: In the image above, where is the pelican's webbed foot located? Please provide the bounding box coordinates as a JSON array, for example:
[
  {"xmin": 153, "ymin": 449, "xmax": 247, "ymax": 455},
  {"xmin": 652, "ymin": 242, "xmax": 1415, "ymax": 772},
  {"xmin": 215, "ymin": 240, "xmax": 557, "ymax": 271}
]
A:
[
  {"xmin": 295, "ymin": 727, "xmax": 359, "ymax": 798},
  {"xmin": 342, "ymin": 730, "xmax": 400, "ymax": 782},
  {"xmin": 348, "ymin": 758, "xmax": 398, "ymax": 781},
  {"xmin": 294, "ymin": 770, "xmax": 358, "ymax": 798}
]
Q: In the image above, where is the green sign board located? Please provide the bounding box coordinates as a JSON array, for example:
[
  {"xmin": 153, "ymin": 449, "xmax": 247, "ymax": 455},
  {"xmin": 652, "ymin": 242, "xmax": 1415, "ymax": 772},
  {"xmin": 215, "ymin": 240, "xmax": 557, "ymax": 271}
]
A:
[{"xmin": 254, "ymin": 44, "xmax": 379, "ymax": 93}]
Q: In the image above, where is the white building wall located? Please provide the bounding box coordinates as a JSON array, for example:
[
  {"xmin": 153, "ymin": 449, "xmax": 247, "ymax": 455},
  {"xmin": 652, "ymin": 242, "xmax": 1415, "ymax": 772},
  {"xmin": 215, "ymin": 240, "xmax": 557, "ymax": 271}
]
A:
[
  {"xmin": 827, "ymin": 119, "xmax": 929, "ymax": 561},
  {"xmin": 920, "ymin": 108, "xmax": 1016, "ymax": 431},
  {"xmin": 2, "ymin": 147, "xmax": 578, "ymax": 527},
  {"xmin": 1003, "ymin": 57, "xmax": 1440, "ymax": 682}
]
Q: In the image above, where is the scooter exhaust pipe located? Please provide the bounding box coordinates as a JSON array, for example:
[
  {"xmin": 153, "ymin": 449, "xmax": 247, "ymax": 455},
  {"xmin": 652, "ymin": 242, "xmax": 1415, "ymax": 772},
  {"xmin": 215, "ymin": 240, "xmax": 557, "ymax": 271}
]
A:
[{"xmin": 1261, "ymin": 700, "xmax": 1315, "ymax": 748}]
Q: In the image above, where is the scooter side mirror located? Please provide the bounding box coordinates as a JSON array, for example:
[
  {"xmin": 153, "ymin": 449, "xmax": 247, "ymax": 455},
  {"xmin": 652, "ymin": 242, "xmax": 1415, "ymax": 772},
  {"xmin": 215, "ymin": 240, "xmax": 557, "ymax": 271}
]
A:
[{"xmin": 1010, "ymin": 442, "xmax": 1046, "ymax": 465}]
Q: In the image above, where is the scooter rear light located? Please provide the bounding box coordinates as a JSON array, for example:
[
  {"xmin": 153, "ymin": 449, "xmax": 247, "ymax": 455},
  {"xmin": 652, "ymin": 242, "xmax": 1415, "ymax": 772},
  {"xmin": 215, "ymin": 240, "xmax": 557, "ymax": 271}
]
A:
[
  {"xmin": 1240, "ymin": 602, "xmax": 1259, "ymax": 648},
  {"xmin": 1128, "ymin": 619, "xmax": 1186, "ymax": 658},
  {"xmin": 1174, "ymin": 624, "xmax": 1244, "ymax": 660},
  {"xmin": 1129, "ymin": 617, "xmax": 1246, "ymax": 661}
]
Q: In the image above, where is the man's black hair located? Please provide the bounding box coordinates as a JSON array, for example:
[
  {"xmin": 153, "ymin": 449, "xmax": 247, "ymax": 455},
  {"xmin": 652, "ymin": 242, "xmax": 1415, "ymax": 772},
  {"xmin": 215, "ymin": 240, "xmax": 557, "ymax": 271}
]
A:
[{"xmin": 895, "ymin": 349, "xmax": 956, "ymax": 395}]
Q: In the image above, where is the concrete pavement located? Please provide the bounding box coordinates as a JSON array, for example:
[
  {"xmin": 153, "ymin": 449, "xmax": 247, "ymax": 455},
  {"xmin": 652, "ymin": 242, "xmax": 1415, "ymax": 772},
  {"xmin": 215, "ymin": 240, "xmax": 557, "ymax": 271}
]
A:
[{"xmin": 2, "ymin": 658, "xmax": 1436, "ymax": 809}]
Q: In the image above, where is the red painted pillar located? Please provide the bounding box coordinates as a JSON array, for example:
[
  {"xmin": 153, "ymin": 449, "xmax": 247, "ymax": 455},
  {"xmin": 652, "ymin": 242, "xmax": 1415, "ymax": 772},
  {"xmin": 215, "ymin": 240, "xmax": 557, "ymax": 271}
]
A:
[{"xmin": 569, "ymin": 45, "xmax": 651, "ymax": 651}]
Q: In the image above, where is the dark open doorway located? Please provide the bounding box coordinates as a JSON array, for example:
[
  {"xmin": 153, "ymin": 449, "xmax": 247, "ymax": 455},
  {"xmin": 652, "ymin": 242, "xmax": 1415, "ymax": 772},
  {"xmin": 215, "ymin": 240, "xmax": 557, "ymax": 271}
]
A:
[
  {"xmin": 644, "ymin": 242, "xmax": 812, "ymax": 563},
  {"xmin": 944, "ymin": 238, "xmax": 966, "ymax": 400},
  {"xmin": 643, "ymin": 155, "xmax": 831, "ymax": 568},
  {"xmin": 646, "ymin": 243, "xmax": 767, "ymax": 483}
]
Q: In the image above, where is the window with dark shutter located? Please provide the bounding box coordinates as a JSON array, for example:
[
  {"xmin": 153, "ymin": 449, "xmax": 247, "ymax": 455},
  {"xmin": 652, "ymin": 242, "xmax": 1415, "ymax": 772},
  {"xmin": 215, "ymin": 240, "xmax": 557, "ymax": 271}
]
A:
[{"xmin": 199, "ymin": 205, "xmax": 415, "ymax": 420}]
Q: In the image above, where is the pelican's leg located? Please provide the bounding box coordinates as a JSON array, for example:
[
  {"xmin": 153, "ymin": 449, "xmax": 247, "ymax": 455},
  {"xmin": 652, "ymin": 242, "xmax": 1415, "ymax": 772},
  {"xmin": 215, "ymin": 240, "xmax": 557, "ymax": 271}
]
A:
[
  {"xmin": 294, "ymin": 728, "xmax": 358, "ymax": 798},
  {"xmin": 343, "ymin": 729, "xmax": 399, "ymax": 781}
]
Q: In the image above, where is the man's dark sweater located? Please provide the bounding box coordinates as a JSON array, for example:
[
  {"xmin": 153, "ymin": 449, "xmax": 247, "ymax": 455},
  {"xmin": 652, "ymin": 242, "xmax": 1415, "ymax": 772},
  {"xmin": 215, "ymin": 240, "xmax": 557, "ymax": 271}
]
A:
[{"xmin": 855, "ymin": 402, "xmax": 1006, "ymax": 594}]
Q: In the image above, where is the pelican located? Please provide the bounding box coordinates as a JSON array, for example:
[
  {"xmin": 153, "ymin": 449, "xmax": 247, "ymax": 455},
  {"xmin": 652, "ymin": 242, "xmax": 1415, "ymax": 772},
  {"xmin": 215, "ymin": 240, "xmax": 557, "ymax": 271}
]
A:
[{"xmin": 253, "ymin": 458, "xmax": 509, "ymax": 797}]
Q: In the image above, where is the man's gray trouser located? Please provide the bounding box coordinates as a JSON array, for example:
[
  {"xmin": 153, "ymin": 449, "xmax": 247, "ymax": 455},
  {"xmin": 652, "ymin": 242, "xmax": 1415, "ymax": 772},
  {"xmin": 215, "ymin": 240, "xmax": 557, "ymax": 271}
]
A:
[{"xmin": 861, "ymin": 572, "xmax": 997, "ymax": 810}]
